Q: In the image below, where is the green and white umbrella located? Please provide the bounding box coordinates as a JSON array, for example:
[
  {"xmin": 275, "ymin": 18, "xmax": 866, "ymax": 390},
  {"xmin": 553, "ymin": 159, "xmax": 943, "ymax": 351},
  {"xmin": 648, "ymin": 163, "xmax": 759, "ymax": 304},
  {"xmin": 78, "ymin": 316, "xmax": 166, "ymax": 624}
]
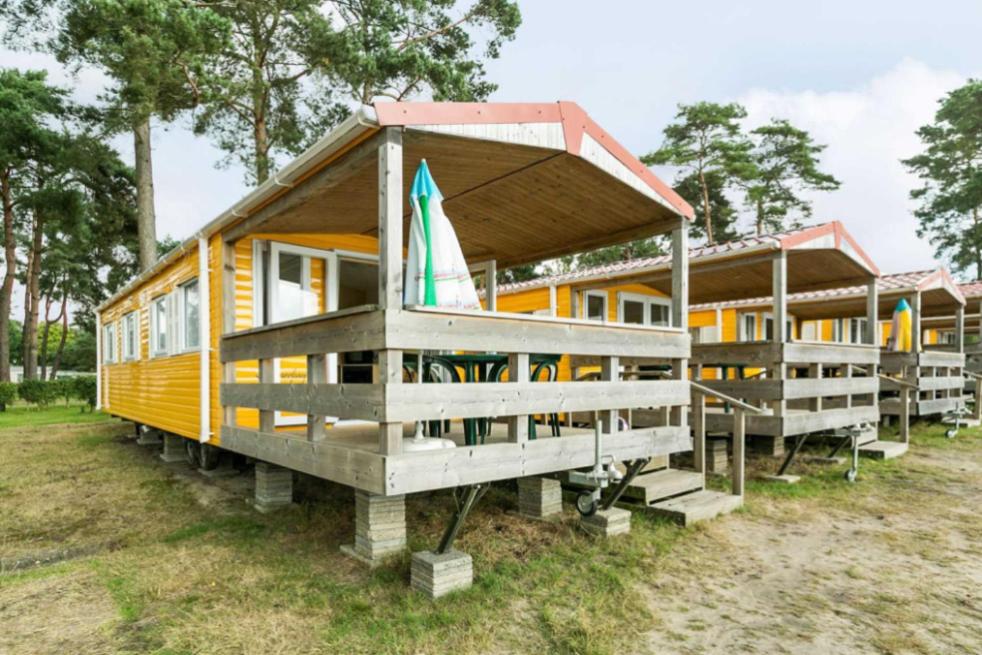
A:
[
  {"xmin": 404, "ymin": 159, "xmax": 480, "ymax": 309},
  {"xmin": 404, "ymin": 160, "xmax": 477, "ymax": 450}
]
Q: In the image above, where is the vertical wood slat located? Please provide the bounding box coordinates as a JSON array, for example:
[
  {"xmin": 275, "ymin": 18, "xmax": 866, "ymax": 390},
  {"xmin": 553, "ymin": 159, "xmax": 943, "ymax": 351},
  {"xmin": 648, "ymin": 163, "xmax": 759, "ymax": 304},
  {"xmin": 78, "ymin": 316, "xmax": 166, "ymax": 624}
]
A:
[
  {"xmin": 600, "ymin": 356, "xmax": 619, "ymax": 433},
  {"xmin": 732, "ymin": 407, "xmax": 745, "ymax": 497},
  {"xmin": 843, "ymin": 360, "xmax": 853, "ymax": 408},
  {"xmin": 865, "ymin": 278, "xmax": 879, "ymax": 345},
  {"xmin": 772, "ymin": 251, "xmax": 787, "ymax": 344},
  {"xmin": 692, "ymin": 391, "xmax": 706, "ymax": 480},
  {"xmin": 222, "ymin": 240, "xmax": 238, "ymax": 428},
  {"xmin": 378, "ymin": 349, "xmax": 403, "ymax": 455},
  {"xmin": 808, "ymin": 363, "xmax": 822, "ymax": 412},
  {"xmin": 955, "ymin": 306, "xmax": 965, "ymax": 354},
  {"xmin": 378, "ymin": 127, "xmax": 403, "ymax": 311},
  {"xmin": 306, "ymin": 353, "xmax": 327, "ymax": 442},
  {"xmin": 671, "ymin": 222, "xmax": 688, "ymax": 331},
  {"xmin": 486, "ymin": 260, "xmax": 497, "ymax": 312},
  {"xmin": 258, "ymin": 358, "xmax": 274, "ymax": 433},
  {"xmin": 223, "ymin": 361, "xmax": 237, "ymax": 427},
  {"xmin": 911, "ymin": 291, "xmax": 922, "ymax": 353},
  {"xmin": 899, "ymin": 383, "xmax": 910, "ymax": 444},
  {"xmin": 507, "ymin": 352, "xmax": 529, "ymax": 443}
]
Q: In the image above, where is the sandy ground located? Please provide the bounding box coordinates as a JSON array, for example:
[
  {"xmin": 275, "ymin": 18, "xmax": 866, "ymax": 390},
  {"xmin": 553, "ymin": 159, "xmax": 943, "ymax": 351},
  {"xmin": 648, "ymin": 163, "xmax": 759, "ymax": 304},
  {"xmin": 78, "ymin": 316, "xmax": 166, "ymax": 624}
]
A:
[{"xmin": 643, "ymin": 446, "xmax": 982, "ymax": 655}]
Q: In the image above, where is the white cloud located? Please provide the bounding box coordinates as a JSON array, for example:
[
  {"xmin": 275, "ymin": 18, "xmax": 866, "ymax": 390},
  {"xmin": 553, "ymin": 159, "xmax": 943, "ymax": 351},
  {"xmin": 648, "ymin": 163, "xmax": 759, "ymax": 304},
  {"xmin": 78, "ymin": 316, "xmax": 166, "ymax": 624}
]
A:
[{"xmin": 736, "ymin": 58, "xmax": 970, "ymax": 275}]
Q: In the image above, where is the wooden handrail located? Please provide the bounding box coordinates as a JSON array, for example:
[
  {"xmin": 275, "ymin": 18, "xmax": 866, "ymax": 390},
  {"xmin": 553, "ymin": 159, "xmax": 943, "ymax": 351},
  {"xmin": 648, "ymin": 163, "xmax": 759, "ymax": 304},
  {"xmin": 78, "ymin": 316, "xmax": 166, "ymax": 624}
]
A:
[
  {"xmin": 690, "ymin": 381, "xmax": 766, "ymax": 414},
  {"xmin": 878, "ymin": 373, "xmax": 919, "ymax": 390}
]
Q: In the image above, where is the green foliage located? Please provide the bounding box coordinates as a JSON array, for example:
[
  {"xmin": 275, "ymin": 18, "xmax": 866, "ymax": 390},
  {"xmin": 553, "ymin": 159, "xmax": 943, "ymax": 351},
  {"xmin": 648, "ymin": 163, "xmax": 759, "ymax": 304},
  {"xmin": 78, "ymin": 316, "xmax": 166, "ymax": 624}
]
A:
[
  {"xmin": 71, "ymin": 375, "xmax": 98, "ymax": 411},
  {"xmin": 564, "ymin": 237, "xmax": 666, "ymax": 271},
  {"xmin": 741, "ymin": 119, "xmax": 840, "ymax": 235},
  {"xmin": 903, "ymin": 79, "xmax": 982, "ymax": 279},
  {"xmin": 194, "ymin": 0, "xmax": 521, "ymax": 183},
  {"xmin": 673, "ymin": 170, "xmax": 741, "ymax": 243},
  {"xmin": 0, "ymin": 381, "xmax": 16, "ymax": 410},
  {"xmin": 643, "ymin": 102, "xmax": 754, "ymax": 244},
  {"xmin": 17, "ymin": 378, "xmax": 56, "ymax": 406}
]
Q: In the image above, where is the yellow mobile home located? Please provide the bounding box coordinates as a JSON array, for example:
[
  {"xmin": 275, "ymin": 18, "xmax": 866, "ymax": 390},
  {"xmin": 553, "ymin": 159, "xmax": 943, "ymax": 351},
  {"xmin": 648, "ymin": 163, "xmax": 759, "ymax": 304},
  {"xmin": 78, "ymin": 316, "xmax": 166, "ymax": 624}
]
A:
[{"xmin": 97, "ymin": 100, "xmax": 697, "ymax": 594}]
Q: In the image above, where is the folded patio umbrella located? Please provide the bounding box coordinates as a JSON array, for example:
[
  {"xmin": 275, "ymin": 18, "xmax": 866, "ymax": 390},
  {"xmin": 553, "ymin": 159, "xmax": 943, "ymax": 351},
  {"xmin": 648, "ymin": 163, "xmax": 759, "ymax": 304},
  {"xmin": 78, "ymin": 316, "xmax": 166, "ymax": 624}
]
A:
[
  {"xmin": 890, "ymin": 298, "xmax": 913, "ymax": 352},
  {"xmin": 404, "ymin": 159, "xmax": 480, "ymax": 310}
]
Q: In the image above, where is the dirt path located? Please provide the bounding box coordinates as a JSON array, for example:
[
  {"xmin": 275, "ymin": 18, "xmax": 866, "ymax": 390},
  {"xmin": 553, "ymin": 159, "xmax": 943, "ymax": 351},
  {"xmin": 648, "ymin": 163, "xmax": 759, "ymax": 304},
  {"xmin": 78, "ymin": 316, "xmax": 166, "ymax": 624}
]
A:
[{"xmin": 642, "ymin": 447, "xmax": 982, "ymax": 654}]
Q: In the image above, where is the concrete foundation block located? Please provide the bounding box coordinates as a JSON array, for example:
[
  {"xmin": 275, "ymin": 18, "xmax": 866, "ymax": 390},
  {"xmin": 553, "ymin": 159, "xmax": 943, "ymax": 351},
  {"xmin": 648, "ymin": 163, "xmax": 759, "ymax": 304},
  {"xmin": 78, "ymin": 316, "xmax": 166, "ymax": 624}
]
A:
[
  {"xmin": 341, "ymin": 491, "xmax": 406, "ymax": 566},
  {"xmin": 410, "ymin": 549, "xmax": 473, "ymax": 599},
  {"xmin": 253, "ymin": 462, "xmax": 293, "ymax": 513},
  {"xmin": 761, "ymin": 473, "xmax": 800, "ymax": 485},
  {"xmin": 517, "ymin": 476, "xmax": 563, "ymax": 520},
  {"xmin": 136, "ymin": 427, "xmax": 163, "ymax": 446},
  {"xmin": 753, "ymin": 435, "xmax": 786, "ymax": 457},
  {"xmin": 581, "ymin": 507, "xmax": 632, "ymax": 538},
  {"xmin": 705, "ymin": 438, "xmax": 729, "ymax": 473},
  {"xmin": 159, "ymin": 433, "xmax": 185, "ymax": 463}
]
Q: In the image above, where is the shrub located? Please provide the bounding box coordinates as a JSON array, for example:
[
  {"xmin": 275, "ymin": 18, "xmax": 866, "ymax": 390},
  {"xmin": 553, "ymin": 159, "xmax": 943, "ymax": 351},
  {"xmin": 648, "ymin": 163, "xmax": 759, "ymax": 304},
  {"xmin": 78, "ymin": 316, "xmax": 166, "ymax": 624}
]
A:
[
  {"xmin": 71, "ymin": 376, "xmax": 98, "ymax": 412},
  {"xmin": 0, "ymin": 382, "xmax": 16, "ymax": 411},
  {"xmin": 49, "ymin": 378, "xmax": 73, "ymax": 406},
  {"xmin": 18, "ymin": 379, "xmax": 56, "ymax": 407}
]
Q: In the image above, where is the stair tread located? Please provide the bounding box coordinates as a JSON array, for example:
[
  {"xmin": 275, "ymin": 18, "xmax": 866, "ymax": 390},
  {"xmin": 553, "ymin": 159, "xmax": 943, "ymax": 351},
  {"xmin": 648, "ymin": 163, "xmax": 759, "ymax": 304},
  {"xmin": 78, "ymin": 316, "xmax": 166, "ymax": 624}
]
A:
[
  {"xmin": 625, "ymin": 468, "xmax": 704, "ymax": 503},
  {"xmin": 649, "ymin": 490, "xmax": 743, "ymax": 526}
]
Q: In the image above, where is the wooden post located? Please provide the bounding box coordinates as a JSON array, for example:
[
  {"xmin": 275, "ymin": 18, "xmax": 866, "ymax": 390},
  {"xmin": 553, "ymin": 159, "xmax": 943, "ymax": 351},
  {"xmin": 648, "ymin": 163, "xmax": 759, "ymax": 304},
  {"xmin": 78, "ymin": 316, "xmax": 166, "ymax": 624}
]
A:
[
  {"xmin": 508, "ymin": 352, "xmax": 530, "ymax": 442},
  {"xmin": 772, "ymin": 251, "xmax": 787, "ymax": 344},
  {"xmin": 223, "ymin": 362, "xmax": 237, "ymax": 428},
  {"xmin": 770, "ymin": 251, "xmax": 787, "ymax": 421},
  {"xmin": 808, "ymin": 363, "xmax": 823, "ymax": 412},
  {"xmin": 486, "ymin": 260, "xmax": 497, "ymax": 312},
  {"xmin": 258, "ymin": 358, "xmax": 274, "ymax": 433},
  {"xmin": 900, "ymin": 385, "xmax": 910, "ymax": 444},
  {"xmin": 570, "ymin": 288, "xmax": 579, "ymax": 320},
  {"xmin": 912, "ymin": 291, "xmax": 922, "ymax": 352},
  {"xmin": 865, "ymin": 277, "xmax": 878, "ymax": 345},
  {"xmin": 692, "ymin": 390, "xmax": 706, "ymax": 481},
  {"xmin": 548, "ymin": 285, "xmax": 557, "ymax": 317},
  {"xmin": 974, "ymin": 378, "xmax": 982, "ymax": 421},
  {"xmin": 600, "ymin": 356, "xmax": 619, "ymax": 434},
  {"xmin": 732, "ymin": 407, "xmax": 745, "ymax": 497},
  {"xmin": 377, "ymin": 126, "xmax": 404, "ymax": 455},
  {"xmin": 843, "ymin": 359, "xmax": 853, "ymax": 409},
  {"xmin": 956, "ymin": 306, "xmax": 965, "ymax": 354},
  {"xmin": 221, "ymin": 240, "xmax": 238, "ymax": 428},
  {"xmin": 306, "ymin": 353, "xmax": 327, "ymax": 442},
  {"xmin": 671, "ymin": 221, "xmax": 688, "ymax": 331}
]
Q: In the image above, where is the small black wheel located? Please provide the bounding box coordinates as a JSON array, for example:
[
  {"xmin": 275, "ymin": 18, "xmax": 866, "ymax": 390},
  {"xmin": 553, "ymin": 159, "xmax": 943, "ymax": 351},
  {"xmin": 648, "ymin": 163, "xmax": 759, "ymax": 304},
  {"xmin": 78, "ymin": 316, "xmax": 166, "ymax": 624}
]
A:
[
  {"xmin": 844, "ymin": 468, "xmax": 857, "ymax": 483},
  {"xmin": 576, "ymin": 491, "xmax": 598, "ymax": 517},
  {"xmin": 200, "ymin": 443, "xmax": 221, "ymax": 470},
  {"xmin": 185, "ymin": 439, "xmax": 202, "ymax": 467},
  {"xmin": 945, "ymin": 429, "xmax": 957, "ymax": 439}
]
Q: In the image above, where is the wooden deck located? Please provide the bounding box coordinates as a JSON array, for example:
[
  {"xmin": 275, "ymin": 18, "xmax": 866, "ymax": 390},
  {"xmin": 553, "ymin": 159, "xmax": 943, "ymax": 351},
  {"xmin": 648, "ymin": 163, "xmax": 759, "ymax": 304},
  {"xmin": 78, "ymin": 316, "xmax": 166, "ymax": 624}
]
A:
[
  {"xmin": 219, "ymin": 305, "xmax": 693, "ymax": 496},
  {"xmin": 879, "ymin": 350, "xmax": 965, "ymax": 418},
  {"xmin": 687, "ymin": 341, "xmax": 880, "ymax": 438}
]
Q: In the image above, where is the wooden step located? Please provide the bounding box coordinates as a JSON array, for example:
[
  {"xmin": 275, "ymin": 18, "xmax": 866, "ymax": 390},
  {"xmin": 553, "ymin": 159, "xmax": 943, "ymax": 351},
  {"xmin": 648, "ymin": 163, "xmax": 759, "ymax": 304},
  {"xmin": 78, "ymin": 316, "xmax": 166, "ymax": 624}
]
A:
[
  {"xmin": 649, "ymin": 490, "xmax": 743, "ymax": 527},
  {"xmin": 858, "ymin": 440, "xmax": 908, "ymax": 460},
  {"xmin": 624, "ymin": 468, "xmax": 704, "ymax": 505}
]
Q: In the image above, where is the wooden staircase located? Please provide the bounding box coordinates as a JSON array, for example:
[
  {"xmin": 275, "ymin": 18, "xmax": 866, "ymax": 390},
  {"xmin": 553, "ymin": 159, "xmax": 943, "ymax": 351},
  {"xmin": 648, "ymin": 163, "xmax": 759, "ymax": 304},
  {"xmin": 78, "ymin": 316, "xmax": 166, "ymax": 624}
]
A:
[{"xmin": 623, "ymin": 467, "xmax": 743, "ymax": 527}]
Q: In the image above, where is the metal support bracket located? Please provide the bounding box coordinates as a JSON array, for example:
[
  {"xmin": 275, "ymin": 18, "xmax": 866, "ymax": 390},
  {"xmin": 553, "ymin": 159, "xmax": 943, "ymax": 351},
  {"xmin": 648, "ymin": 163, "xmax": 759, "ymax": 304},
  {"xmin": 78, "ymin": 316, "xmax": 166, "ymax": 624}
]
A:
[
  {"xmin": 601, "ymin": 458, "xmax": 651, "ymax": 511},
  {"xmin": 436, "ymin": 483, "xmax": 488, "ymax": 554}
]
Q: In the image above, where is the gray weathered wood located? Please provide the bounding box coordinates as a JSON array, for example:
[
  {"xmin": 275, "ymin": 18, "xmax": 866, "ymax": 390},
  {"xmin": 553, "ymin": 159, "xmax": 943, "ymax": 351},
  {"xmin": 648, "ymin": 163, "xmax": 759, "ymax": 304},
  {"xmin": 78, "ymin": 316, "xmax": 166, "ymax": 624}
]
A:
[
  {"xmin": 956, "ymin": 306, "xmax": 965, "ymax": 354},
  {"xmin": 378, "ymin": 349, "xmax": 403, "ymax": 455},
  {"xmin": 306, "ymin": 353, "xmax": 327, "ymax": 442},
  {"xmin": 772, "ymin": 251, "xmax": 787, "ymax": 344},
  {"xmin": 912, "ymin": 291, "xmax": 922, "ymax": 353},
  {"xmin": 378, "ymin": 127, "xmax": 403, "ymax": 310},
  {"xmin": 866, "ymin": 278, "xmax": 878, "ymax": 345},
  {"xmin": 692, "ymin": 391, "xmax": 706, "ymax": 478},
  {"xmin": 508, "ymin": 352, "xmax": 529, "ymax": 443},
  {"xmin": 258, "ymin": 359, "xmax": 274, "ymax": 433},
  {"xmin": 671, "ymin": 221, "xmax": 688, "ymax": 330},
  {"xmin": 600, "ymin": 356, "xmax": 619, "ymax": 433},
  {"xmin": 732, "ymin": 408, "xmax": 745, "ymax": 497}
]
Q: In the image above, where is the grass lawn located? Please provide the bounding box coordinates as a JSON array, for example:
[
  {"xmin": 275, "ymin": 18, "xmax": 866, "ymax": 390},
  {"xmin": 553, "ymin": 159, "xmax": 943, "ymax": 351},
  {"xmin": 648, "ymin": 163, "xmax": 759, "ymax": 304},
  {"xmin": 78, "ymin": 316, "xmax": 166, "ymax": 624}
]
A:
[
  {"xmin": 1, "ymin": 408, "xmax": 980, "ymax": 654},
  {"xmin": 0, "ymin": 402, "xmax": 108, "ymax": 429}
]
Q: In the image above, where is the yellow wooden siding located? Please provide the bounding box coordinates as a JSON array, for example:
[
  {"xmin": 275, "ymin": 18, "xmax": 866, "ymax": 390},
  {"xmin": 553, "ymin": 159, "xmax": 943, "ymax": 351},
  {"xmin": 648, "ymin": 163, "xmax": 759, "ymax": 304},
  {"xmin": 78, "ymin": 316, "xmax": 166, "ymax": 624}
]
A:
[
  {"xmin": 101, "ymin": 248, "xmax": 202, "ymax": 439},
  {"xmin": 101, "ymin": 232, "xmax": 381, "ymax": 443}
]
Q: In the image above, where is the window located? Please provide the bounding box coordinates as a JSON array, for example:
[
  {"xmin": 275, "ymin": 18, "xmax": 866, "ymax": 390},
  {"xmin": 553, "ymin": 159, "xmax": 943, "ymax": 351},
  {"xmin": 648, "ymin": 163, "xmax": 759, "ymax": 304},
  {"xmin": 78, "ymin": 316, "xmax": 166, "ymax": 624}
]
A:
[
  {"xmin": 849, "ymin": 318, "xmax": 868, "ymax": 344},
  {"xmin": 831, "ymin": 318, "xmax": 845, "ymax": 343},
  {"xmin": 617, "ymin": 292, "xmax": 672, "ymax": 327},
  {"xmin": 690, "ymin": 325, "xmax": 718, "ymax": 344},
  {"xmin": 762, "ymin": 314, "xmax": 794, "ymax": 341},
  {"xmin": 122, "ymin": 312, "xmax": 139, "ymax": 361},
  {"xmin": 801, "ymin": 322, "xmax": 818, "ymax": 341},
  {"xmin": 151, "ymin": 295, "xmax": 168, "ymax": 356},
  {"xmin": 739, "ymin": 313, "xmax": 757, "ymax": 342},
  {"xmin": 180, "ymin": 278, "xmax": 200, "ymax": 351},
  {"xmin": 941, "ymin": 331, "xmax": 956, "ymax": 345},
  {"xmin": 103, "ymin": 322, "xmax": 117, "ymax": 363},
  {"xmin": 584, "ymin": 291, "xmax": 607, "ymax": 322}
]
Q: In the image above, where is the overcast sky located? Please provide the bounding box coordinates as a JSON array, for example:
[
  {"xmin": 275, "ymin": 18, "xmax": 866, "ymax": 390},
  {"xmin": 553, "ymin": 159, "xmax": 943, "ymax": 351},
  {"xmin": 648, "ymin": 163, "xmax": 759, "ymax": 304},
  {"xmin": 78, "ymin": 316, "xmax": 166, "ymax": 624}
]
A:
[{"xmin": 4, "ymin": 0, "xmax": 982, "ymax": 280}]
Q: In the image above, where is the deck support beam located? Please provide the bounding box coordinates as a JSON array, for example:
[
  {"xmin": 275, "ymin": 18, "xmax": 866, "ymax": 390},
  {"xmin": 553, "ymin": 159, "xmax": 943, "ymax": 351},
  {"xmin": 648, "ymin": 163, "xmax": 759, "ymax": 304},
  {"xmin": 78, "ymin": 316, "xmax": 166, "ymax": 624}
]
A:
[
  {"xmin": 377, "ymin": 126, "xmax": 404, "ymax": 456},
  {"xmin": 912, "ymin": 291, "xmax": 922, "ymax": 353},
  {"xmin": 955, "ymin": 306, "xmax": 965, "ymax": 354},
  {"xmin": 866, "ymin": 277, "xmax": 879, "ymax": 345}
]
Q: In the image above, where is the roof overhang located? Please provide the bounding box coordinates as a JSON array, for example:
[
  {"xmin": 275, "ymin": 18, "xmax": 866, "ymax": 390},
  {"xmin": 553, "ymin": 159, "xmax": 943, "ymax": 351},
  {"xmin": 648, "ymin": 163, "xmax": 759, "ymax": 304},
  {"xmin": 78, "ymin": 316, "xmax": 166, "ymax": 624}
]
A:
[
  {"xmin": 786, "ymin": 268, "xmax": 966, "ymax": 321},
  {"xmin": 100, "ymin": 101, "xmax": 691, "ymax": 312},
  {"xmin": 566, "ymin": 221, "xmax": 879, "ymax": 305}
]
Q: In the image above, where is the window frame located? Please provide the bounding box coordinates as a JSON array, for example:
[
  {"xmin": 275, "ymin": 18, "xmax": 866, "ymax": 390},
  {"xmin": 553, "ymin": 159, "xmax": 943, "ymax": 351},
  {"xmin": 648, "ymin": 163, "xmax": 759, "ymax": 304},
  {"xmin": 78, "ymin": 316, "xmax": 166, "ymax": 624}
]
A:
[
  {"xmin": 150, "ymin": 294, "xmax": 169, "ymax": 357},
  {"xmin": 178, "ymin": 277, "xmax": 201, "ymax": 353},
  {"xmin": 102, "ymin": 321, "xmax": 118, "ymax": 364},
  {"xmin": 739, "ymin": 312, "xmax": 757, "ymax": 342},
  {"xmin": 122, "ymin": 311, "xmax": 139, "ymax": 361},
  {"xmin": 616, "ymin": 291, "xmax": 672, "ymax": 327},
  {"xmin": 583, "ymin": 290, "xmax": 608, "ymax": 322}
]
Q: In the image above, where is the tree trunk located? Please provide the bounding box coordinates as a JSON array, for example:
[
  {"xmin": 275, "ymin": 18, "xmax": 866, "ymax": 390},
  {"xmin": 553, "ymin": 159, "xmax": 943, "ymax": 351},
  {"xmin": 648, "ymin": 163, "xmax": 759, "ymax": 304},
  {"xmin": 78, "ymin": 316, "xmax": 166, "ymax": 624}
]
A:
[
  {"xmin": 134, "ymin": 116, "xmax": 157, "ymax": 272},
  {"xmin": 22, "ymin": 210, "xmax": 42, "ymax": 380},
  {"xmin": 50, "ymin": 290, "xmax": 69, "ymax": 380},
  {"xmin": 974, "ymin": 206, "xmax": 981, "ymax": 281},
  {"xmin": 756, "ymin": 199, "xmax": 765, "ymax": 236},
  {"xmin": 0, "ymin": 169, "xmax": 15, "ymax": 382},
  {"xmin": 39, "ymin": 294, "xmax": 53, "ymax": 381},
  {"xmin": 252, "ymin": 48, "xmax": 270, "ymax": 184},
  {"xmin": 697, "ymin": 168, "xmax": 714, "ymax": 244}
]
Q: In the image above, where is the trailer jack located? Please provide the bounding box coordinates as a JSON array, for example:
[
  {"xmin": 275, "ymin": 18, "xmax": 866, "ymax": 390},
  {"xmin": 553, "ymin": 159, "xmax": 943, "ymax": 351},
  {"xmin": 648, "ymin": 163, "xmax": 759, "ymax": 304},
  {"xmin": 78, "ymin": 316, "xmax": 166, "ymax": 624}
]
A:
[{"xmin": 570, "ymin": 421, "xmax": 649, "ymax": 516}]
